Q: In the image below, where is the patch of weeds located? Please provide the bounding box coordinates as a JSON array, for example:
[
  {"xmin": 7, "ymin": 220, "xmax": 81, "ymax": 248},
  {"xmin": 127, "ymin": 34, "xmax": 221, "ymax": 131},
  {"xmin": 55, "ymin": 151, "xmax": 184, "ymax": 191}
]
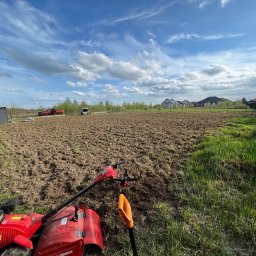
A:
[{"xmin": 72, "ymin": 144, "xmax": 81, "ymax": 154}]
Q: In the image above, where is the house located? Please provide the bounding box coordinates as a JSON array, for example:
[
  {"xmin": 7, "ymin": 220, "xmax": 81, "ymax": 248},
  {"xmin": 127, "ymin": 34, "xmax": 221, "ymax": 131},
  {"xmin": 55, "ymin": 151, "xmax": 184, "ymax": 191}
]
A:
[
  {"xmin": 182, "ymin": 100, "xmax": 192, "ymax": 107},
  {"xmin": 247, "ymin": 99, "xmax": 256, "ymax": 109},
  {"xmin": 161, "ymin": 99, "xmax": 178, "ymax": 108},
  {"xmin": 190, "ymin": 101, "xmax": 197, "ymax": 107},
  {"xmin": 196, "ymin": 96, "xmax": 229, "ymax": 107},
  {"xmin": 0, "ymin": 107, "xmax": 8, "ymax": 124},
  {"xmin": 176, "ymin": 101, "xmax": 183, "ymax": 106}
]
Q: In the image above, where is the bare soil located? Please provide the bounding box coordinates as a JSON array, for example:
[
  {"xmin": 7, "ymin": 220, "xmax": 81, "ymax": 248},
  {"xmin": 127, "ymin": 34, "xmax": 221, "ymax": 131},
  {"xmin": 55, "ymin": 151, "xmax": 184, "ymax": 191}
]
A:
[{"xmin": 0, "ymin": 112, "xmax": 249, "ymax": 244}]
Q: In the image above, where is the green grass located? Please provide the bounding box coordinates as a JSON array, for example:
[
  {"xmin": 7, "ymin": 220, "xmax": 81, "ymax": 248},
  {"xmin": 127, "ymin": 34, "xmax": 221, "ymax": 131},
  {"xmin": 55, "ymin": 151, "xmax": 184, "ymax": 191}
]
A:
[
  {"xmin": 106, "ymin": 116, "xmax": 256, "ymax": 255},
  {"xmin": 182, "ymin": 117, "xmax": 256, "ymax": 254}
]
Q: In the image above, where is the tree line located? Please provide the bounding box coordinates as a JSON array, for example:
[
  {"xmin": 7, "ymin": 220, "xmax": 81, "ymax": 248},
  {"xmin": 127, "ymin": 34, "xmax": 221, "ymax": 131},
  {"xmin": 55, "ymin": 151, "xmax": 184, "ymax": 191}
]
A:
[
  {"xmin": 53, "ymin": 97, "xmax": 255, "ymax": 115},
  {"xmin": 54, "ymin": 98, "xmax": 153, "ymax": 114}
]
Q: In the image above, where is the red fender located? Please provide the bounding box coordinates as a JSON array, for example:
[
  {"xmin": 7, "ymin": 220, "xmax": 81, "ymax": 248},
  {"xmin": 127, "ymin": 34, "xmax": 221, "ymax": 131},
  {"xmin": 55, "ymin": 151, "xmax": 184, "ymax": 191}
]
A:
[{"xmin": 13, "ymin": 235, "xmax": 33, "ymax": 249}]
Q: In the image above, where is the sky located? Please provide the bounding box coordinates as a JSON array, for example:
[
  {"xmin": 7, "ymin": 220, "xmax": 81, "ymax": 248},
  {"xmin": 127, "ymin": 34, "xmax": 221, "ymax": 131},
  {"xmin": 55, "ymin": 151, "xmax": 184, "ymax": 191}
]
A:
[{"xmin": 0, "ymin": 0, "xmax": 256, "ymax": 108}]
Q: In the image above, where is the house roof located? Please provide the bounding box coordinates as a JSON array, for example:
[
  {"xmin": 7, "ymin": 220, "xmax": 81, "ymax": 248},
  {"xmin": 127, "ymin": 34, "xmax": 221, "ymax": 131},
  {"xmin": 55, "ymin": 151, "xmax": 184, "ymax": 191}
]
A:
[{"xmin": 162, "ymin": 98, "xmax": 177, "ymax": 104}]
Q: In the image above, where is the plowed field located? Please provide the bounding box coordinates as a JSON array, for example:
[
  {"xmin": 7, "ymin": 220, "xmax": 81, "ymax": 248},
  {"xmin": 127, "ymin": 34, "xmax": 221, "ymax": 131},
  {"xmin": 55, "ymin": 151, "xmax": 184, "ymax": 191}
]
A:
[{"xmin": 0, "ymin": 112, "xmax": 247, "ymax": 243}]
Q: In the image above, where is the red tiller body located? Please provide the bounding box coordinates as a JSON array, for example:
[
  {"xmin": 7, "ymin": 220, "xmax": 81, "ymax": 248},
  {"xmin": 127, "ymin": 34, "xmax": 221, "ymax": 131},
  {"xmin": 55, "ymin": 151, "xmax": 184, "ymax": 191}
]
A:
[
  {"xmin": 34, "ymin": 206, "xmax": 103, "ymax": 256},
  {"xmin": 0, "ymin": 212, "xmax": 43, "ymax": 249},
  {"xmin": 0, "ymin": 207, "xmax": 103, "ymax": 255}
]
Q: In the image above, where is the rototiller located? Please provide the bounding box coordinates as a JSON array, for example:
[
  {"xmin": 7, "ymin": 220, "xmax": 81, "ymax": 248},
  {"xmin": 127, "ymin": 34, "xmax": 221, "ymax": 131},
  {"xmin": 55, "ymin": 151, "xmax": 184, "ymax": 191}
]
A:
[{"xmin": 0, "ymin": 162, "xmax": 138, "ymax": 256}]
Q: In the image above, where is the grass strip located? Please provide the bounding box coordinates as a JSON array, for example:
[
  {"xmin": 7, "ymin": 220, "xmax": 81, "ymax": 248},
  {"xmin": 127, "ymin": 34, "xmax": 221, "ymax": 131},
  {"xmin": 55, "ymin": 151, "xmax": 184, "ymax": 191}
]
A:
[{"xmin": 111, "ymin": 116, "xmax": 256, "ymax": 256}]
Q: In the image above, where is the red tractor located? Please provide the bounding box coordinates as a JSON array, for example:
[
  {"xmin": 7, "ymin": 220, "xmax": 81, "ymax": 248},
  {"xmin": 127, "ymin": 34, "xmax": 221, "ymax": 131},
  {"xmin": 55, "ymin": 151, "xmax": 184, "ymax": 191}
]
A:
[
  {"xmin": 38, "ymin": 108, "xmax": 65, "ymax": 116},
  {"xmin": 0, "ymin": 162, "xmax": 138, "ymax": 256}
]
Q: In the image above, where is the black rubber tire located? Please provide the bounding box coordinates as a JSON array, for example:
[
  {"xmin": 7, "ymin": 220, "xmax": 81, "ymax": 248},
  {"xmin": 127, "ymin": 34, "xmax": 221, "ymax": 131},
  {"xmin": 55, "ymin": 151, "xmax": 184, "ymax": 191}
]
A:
[
  {"xmin": 1, "ymin": 246, "xmax": 31, "ymax": 256},
  {"xmin": 84, "ymin": 245, "xmax": 102, "ymax": 255}
]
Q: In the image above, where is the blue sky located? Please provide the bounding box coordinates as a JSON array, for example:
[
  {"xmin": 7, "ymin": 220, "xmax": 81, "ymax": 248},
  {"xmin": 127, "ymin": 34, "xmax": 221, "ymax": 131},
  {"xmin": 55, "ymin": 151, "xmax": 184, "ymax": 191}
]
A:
[{"xmin": 0, "ymin": 0, "xmax": 256, "ymax": 108}]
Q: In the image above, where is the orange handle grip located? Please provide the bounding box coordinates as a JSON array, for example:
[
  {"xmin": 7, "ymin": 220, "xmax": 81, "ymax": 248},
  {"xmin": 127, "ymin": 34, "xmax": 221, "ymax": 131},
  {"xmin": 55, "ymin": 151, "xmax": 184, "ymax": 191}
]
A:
[{"xmin": 118, "ymin": 194, "xmax": 134, "ymax": 229}]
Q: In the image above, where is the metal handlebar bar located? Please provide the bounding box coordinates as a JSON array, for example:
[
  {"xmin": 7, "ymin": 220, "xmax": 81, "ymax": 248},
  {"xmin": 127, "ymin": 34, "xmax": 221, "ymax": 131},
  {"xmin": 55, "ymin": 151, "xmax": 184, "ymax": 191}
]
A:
[
  {"xmin": 114, "ymin": 177, "xmax": 139, "ymax": 182},
  {"xmin": 111, "ymin": 161, "xmax": 125, "ymax": 169},
  {"xmin": 111, "ymin": 161, "xmax": 139, "ymax": 183},
  {"xmin": 42, "ymin": 161, "xmax": 138, "ymax": 222}
]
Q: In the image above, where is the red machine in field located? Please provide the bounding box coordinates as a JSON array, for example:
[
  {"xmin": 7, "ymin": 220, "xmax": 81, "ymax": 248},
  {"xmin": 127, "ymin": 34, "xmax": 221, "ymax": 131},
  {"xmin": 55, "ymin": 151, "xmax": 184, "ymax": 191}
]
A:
[
  {"xmin": 0, "ymin": 162, "xmax": 138, "ymax": 256},
  {"xmin": 38, "ymin": 108, "xmax": 65, "ymax": 116}
]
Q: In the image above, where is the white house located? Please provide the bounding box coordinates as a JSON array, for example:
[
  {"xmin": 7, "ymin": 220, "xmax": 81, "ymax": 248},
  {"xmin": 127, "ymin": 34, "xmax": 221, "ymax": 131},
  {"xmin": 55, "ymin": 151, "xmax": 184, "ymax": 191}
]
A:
[
  {"xmin": 161, "ymin": 99, "xmax": 178, "ymax": 108},
  {"xmin": 182, "ymin": 100, "xmax": 192, "ymax": 107}
]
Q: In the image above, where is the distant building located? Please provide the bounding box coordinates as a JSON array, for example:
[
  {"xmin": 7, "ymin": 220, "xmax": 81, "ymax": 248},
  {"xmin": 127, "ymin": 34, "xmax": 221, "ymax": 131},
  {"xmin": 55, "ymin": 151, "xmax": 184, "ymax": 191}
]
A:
[
  {"xmin": 161, "ymin": 99, "xmax": 178, "ymax": 108},
  {"xmin": 190, "ymin": 101, "xmax": 197, "ymax": 107},
  {"xmin": 196, "ymin": 96, "xmax": 229, "ymax": 107},
  {"xmin": 247, "ymin": 99, "xmax": 256, "ymax": 109},
  {"xmin": 182, "ymin": 100, "xmax": 192, "ymax": 107},
  {"xmin": 0, "ymin": 107, "xmax": 8, "ymax": 124}
]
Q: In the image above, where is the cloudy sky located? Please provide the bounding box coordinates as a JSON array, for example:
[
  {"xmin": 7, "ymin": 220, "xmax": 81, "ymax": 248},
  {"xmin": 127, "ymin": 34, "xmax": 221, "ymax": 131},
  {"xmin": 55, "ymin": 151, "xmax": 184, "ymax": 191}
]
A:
[{"xmin": 0, "ymin": 0, "xmax": 256, "ymax": 108}]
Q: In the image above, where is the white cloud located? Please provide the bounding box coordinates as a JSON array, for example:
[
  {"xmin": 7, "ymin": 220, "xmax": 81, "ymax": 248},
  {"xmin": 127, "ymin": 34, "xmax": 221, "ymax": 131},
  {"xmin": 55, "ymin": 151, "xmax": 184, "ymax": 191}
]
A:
[
  {"xmin": 147, "ymin": 30, "xmax": 155, "ymax": 38},
  {"xmin": 73, "ymin": 44, "xmax": 256, "ymax": 102},
  {"xmin": 135, "ymin": 76, "xmax": 170, "ymax": 87},
  {"xmin": 72, "ymin": 91, "xmax": 86, "ymax": 96},
  {"xmin": 220, "ymin": 0, "xmax": 231, "ymax": 8},
  {"xmin": 2, "ymin": 87, "xmax": 24, "ymax": 93},
  {"xmin": 70, "ymin": 65, "xmax": 97, "ymax": 82},
  {"xmin": 123, "ymin": 86, "xmax": 149, "ymax": 95},
  {"xmin": 32, "ymin": 96, "xmax": 65, "ymax": 102},
  {"xmin": 65, "ymin": 81, "xmax": 88, "ymax": 87},
  {"xmin": 186, "ymin": 0, "xmax": 210, "ymax": 8},
  {"xmin": 3, "ymin": 47, "xmax": 96, "ymax": 82},
  {"xmin": 4, "ymin": 47, "xmax": 73, "ymax": 75},
  {"xmin": 0, "ymin": 0, "xmax": 57, "ymax": 48},
  {"xmin": 118, "ymin": 45, "xmax": 256, "ymax": 101},
  {"xmin": 167, "ymin": 33, "xmax": 200, "ymax": 43},
  {"xmin": 187, "ymin": 0, "xmax": 231, "ymax": 9},
  {"xmin": 93, "ymin": 0, "xmax": 232, "ymax": 28},
  {"xmin": 103, "ymin": 84, "xmax": 122, "ymax": 96},
  {"xmin": 179, "ymin": 72, "xmax": 202, "ymax": 81},
  {"xmin": 167, "ymin": 33, "xmax": 244, "ymax": 43},
  {"xmin": 201, "ymin": 64, "xmax": 230, "ymax": 76},
  {"xmin": 31, "ymin": 76, "xmax": 48, "ymax": 84},
  {"xmin": 203, "ymin": 33, "xmax": 244, "ymax": 40},
  {"xmin": 78, "ymin": 51, "xmax": 146, "ymax": 81},
  {"xmin": 198, "ymin": 0, "xmax": 211, "ymax": 9},
  {"xmin": 95, "ymin": 2, "xmax": 176, "ymax": 26},
  {"xmin": 66, "ymin": 81, "xmax": 76, "ymax": 87}
]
